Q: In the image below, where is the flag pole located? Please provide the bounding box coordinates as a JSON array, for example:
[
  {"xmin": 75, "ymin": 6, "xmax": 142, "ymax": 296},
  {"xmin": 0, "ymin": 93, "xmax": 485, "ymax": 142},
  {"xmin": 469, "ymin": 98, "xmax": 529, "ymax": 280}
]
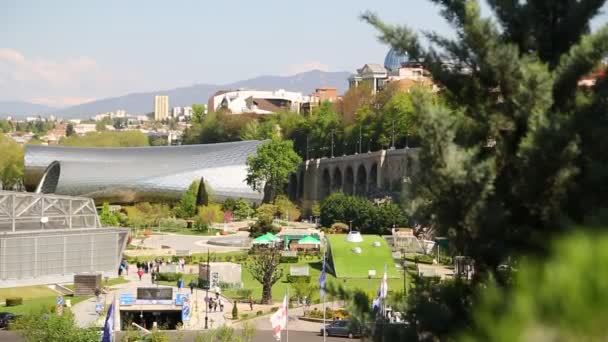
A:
[
  {"xmin": 286, "ymin": 287, "xmax": 289, "ymax": 342},
  {"xmin": 322, "ymin": 251, "xmax": 326, "ymax": 342}
]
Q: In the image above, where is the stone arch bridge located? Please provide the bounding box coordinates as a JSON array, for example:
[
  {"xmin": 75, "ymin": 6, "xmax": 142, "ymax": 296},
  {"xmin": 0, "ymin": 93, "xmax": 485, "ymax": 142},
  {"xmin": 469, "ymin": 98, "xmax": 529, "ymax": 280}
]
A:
[{"xmin": 287, "ymin": 148, "xmax": 418, "ymax": 209}]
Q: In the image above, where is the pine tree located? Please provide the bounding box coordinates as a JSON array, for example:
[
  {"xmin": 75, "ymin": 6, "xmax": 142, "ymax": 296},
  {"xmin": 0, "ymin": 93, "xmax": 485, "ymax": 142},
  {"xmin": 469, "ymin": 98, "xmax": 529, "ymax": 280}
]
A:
[{"xmin": 363, "ymin": 0, "xmax": 608, "ymax": 277}]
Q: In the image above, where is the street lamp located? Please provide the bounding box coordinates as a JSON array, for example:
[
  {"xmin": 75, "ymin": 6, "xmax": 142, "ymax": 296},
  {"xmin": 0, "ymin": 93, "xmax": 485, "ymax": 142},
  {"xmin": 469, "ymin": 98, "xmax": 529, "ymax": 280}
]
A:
[{"xmin": 204, "ymin": 249, "xmax": 210, "ymax": 329}]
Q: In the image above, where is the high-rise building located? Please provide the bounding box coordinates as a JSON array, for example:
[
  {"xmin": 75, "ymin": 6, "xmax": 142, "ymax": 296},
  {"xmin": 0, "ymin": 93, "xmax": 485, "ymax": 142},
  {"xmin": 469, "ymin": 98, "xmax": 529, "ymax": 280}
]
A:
[
  {"xmin": 172, "ymin": 107, "xmax": 182, "ymax": 118},
  {"xmin": 154, "ymin": 95, "xmax": 169, "ymax": 121}
]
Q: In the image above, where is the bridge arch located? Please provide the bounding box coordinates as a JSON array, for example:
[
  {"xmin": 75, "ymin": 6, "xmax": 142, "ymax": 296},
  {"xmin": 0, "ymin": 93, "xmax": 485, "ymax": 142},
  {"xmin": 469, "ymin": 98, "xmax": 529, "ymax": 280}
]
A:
[
  {"xmin": 344, "ymin": 166, "xmax": 354, "ymax": 195},
  {"xmin": 369, "ymin": 162, "xmax": 378, "ymax": 193},
  {"xmin": 355, "ymin": 164, "xmax": 367, "ymax": 195},
  {"xmin": 320, "ymin": 168, "xmax": 331, "ymax": 199},
  {"xmin": 332, "ymin": 167, "xmax": 343, "ymax": 193}
]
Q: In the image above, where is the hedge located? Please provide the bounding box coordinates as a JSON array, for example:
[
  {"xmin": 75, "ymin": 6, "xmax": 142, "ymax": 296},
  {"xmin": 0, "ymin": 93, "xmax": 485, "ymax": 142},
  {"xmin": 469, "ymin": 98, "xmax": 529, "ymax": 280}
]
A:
[
  {"xmin": 280, "ymin": 256, "xmax": 299, "ymax": 263},
  {"xmin": 155, "ymin": 272, "xmax": 183, "ymax": 282},
  {"xmin": 286, "ymin": 275, "xmax": 311, "ymax": 283},
  {"xmin": 6, "ymin": 297, "xmax": 23, "ymax": 306}
]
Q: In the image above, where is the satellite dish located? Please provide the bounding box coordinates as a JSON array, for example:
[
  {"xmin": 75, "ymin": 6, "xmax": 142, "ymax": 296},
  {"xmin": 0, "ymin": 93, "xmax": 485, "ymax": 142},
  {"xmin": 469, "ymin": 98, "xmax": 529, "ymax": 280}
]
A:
[{"xmin": 40, "ymin": 217, "xmax": 49, "ymax": 224}]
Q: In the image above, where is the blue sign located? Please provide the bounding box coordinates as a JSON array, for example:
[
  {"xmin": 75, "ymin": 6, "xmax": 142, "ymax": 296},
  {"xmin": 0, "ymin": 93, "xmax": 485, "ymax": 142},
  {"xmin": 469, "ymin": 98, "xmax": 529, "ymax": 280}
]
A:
[
  {"xmin": 119, "ymin": 294, "xmax": 136, "ymax": 306},
  {"xmin": 56, "ymin": 296, "xmax": 64, "ymax": 306},
  {"xmin": 181, "ymin": 295, "xmax": 191, "ymax": 322},
  {"xmin": 95, "ymin": 303, "xmax": 103, "ymax": 314},
  {"xmin": 175, "ymin": 293, "xmax": 189, "ymax": 306}
]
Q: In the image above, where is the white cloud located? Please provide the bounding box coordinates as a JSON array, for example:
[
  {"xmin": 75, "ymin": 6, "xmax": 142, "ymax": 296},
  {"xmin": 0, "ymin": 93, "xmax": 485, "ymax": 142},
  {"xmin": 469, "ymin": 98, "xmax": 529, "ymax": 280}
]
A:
[
  {"xmin": 0, "ymin": 48, "xmax": 136, "ymax": 108},
  {"xmin": 286, "ymin": 61, "xmax": 330, "ymax": 75}
]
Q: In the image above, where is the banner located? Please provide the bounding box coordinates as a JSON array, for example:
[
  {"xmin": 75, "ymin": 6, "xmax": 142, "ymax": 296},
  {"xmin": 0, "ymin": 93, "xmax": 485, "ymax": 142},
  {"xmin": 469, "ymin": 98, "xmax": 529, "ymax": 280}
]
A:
[{"xmin": 181, "ymin": 295, "xmax": 191, "ymax": 322}]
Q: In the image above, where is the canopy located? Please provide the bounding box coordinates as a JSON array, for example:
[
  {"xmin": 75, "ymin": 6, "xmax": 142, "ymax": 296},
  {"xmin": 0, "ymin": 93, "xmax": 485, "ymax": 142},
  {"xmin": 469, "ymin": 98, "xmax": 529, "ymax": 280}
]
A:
[
  {"xmin": 298, "ymin": 235, "xmax": 321, "ymax": 245},
  {"xmin": 252, "ymin": 233, "xmax": 281, "ymax": 244}
]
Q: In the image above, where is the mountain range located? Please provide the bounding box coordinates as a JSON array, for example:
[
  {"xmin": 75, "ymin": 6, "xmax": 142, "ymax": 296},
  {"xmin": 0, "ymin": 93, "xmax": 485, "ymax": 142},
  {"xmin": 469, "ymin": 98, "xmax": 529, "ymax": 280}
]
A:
[{"xmin": 0, "ymin": 70, "xmax": 351, "ymax": 118}]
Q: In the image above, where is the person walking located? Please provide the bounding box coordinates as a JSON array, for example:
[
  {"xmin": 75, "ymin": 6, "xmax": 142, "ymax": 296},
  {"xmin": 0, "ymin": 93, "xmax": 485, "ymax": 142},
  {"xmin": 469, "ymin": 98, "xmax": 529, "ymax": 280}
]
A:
[
  {"xmin": 125, "ymin": 262, "xmax": 129, "ymax": 276},
  {"xmin": 177, "ymin": 278, "xmax": 184, "ymax": 292},
  {"xmin": 189, "ymin": 280, "xmax": 196, "ymax": 294},
  {"xmin": 137, "ymin": 268, "xmax": 144, "ymax": 281},
  {"xmin": 218, "ymin": 298, "xmax": 223, "ymax": 312},
  {"xmin": 249, "ymin": 296, "xmax": 254, "ymax": 311}
]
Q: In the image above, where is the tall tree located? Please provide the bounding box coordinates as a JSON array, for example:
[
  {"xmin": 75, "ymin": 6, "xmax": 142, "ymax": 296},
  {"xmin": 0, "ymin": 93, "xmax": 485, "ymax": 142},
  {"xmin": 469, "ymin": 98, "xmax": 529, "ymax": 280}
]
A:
[
  {"xmin": 192, "ymin": 104, "xmax": 206, "ymax": 124},
  {"xmin": 65, "ymin": 123, "xmax": 75, "ymax": 137},
  {"xmin": 246, "ymin": 138, "xmax": 302, "ymax": 202},
  {"xmin": 246, "ymin": 246, "xmax": 283, "ymax": 304},
  {"xmin": 0, "ymin": 135, "xmax": 23, "ymax": 190},
  {"xmin": 363, "ymin": 0, "xmax": 608, "ymax": 279}
]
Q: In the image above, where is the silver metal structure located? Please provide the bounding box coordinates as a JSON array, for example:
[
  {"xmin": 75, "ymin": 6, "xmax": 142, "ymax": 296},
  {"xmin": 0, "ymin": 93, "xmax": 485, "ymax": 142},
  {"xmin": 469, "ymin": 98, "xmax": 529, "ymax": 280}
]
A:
[
  {"xmin": 23, "ymin": 140, "xmax": 264, "ymax": 204},
  {"xmin": 0, "ymin": 190, "xmax": 128, "ymax": 286}
]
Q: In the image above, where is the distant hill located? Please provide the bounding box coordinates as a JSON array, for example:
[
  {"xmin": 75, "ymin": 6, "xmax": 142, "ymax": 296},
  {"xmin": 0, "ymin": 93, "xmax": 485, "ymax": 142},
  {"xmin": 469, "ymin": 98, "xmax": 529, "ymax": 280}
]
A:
[
  {"xmin": 0, "ymin": 101, "xmax": 57, "ymax": 117},
  {"xmin": 50, "ymin": 70, "xmax": 351, "ymax": 118}
]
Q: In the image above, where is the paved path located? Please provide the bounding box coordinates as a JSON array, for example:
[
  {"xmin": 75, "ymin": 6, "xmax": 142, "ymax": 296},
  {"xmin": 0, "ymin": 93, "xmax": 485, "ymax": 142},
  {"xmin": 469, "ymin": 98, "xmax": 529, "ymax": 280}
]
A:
[{"xmin": 71, "ymin": 269, "xmax": 235, "ymax": 330}]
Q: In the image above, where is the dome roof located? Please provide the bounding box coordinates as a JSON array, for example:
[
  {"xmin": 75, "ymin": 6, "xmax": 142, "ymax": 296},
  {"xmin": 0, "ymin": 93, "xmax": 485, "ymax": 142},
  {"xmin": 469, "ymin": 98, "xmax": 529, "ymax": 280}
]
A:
[{"xmin": 384, "ymin": 48, "xmax": 409, "ymax": 71}]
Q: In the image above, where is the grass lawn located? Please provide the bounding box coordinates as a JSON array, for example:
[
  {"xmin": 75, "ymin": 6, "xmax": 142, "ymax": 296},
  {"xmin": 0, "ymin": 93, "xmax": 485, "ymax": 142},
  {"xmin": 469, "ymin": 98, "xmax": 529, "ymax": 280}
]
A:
[
  {"xmin": 157, "ymin": 256, "xmax": 408, "ymax": 304},
  {"xmin": 327, "ymin": 234, "xmax": 400, "ymax": 279},
  {"xmin": 154, "ymin": 226, "xmax": 217, "ymax": 236},
  {"xmin": 0, "ymin": 285, "xmax": 91, "ymax": 315},
  {"xmin": 0, "ymin": 295, "xmax": 90, "ymax": 315}
]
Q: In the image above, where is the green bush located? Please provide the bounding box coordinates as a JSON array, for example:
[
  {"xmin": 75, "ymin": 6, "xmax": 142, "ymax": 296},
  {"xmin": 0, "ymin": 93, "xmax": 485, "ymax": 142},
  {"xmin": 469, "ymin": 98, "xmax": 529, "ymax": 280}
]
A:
[
  {"xmin": 404, "ymin": 254, "xmax": 434, "ymax": 264},
  {"xmin": 286, "ymin": 275, "xmax": 311, "ymax": 283},
  {"xmin": 256, "ymin": 310, "xmax": 263, "ymax": 316},
  {"xmin": 6, "ymin": 297, "xmax": 22, "ymax": 306},
  {"xmin": 280, "ymin": 256, "xmax": 299, "ymax": 263},
  {"xmin": 236, "ymin": 288, "xmax": 253, "ymax": 299},
  {"xmin": 155, "ymin": 272, "xmax": 183, "ymax": 282},
  {"xmin": 158, "ymin": 218, "xmax": 188, "ymax": 229},
  {"xmin": 240, "ymin": 313, "xmax": 249, "ymax": 320}
]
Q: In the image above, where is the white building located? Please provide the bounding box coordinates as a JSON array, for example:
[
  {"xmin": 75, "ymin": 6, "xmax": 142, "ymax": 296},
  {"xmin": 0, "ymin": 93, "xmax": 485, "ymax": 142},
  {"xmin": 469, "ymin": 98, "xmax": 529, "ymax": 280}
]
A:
[
  {"xmin": 183, "ymin": 106, "xmax": 193, "ymax": 117},
  {"xmin": 172, "ymin": 107, "xmax": 182, "ymax": 118},
  {"xmin": 207, "ymin": 89, "xmax": 312, "ymax": 114},
  {"xmin": 74, "ymin": 123, "xmax": 96, "ymax": 135},
  {"xmin": 154, "ymin": 95, "xmax": 169, "ymax": 121}
]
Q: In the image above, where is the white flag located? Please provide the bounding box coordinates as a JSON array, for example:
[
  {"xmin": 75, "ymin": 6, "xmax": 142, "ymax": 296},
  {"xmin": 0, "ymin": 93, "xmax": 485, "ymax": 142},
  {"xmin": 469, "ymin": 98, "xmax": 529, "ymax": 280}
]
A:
[{"xmin": 270, "ymin": 295, "xmax": 288, "ymax": 341}]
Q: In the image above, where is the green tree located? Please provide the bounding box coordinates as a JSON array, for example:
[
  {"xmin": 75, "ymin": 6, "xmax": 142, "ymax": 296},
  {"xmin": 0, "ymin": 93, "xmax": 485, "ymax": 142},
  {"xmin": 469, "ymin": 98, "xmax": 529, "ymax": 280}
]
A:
[
  {"xmin": 175, "ymin": 181, "xmax": 199, "ymax": 219},
  {"xmin": 233, "ymin": 199, "xmax": 254, "ymax": 221},
  {"xmin": 99, "ymin": 202, "xmax": 120, "ymax": 226},
  {"xmin": 246, "ymin": 138, "xmax": 302, "ymax": 202},
  {"xmin": 192, "ymin": 104, "xmax": 206, "ymax": 124},
  {"xmin": 246, "ymin": 246, "xmax": 284, "ymax": 304},
  {"xmin": 95, "ymin": 121, "xmax": 107, "ymax": 132},
  {"xmin": 0, "ymin": 119, "xmax": 12, "ymax": 133},
  {"xmin": 65, "ymin": 123, "xmax": 75, "ymax": 137},
  {"xmin": 0, "ymin": 135, "xmax": 24, "ymax": 190},
  {"xmin": 11, "ymin": 309, "xmax": 99, "ymax": 342},
  {"xmin": 463, "ymin": 231, "xmax": 608, "ymax": 342},
  {"xmin": 363, "ymin": 0, "xmax": 608, "ymax": 277}
]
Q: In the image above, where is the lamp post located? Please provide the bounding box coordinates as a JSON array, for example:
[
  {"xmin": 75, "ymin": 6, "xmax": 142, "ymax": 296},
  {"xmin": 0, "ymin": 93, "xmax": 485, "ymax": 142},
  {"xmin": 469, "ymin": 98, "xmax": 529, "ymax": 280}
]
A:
[{"xmin": 204, "ymin": 249, "xmax": 209, "ymax": 329}]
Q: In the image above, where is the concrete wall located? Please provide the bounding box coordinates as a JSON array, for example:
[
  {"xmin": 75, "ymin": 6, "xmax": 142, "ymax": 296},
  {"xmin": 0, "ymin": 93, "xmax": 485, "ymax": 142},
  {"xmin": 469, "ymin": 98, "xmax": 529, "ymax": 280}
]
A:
[{"xmin": 291, "ymin": 147, "xmax": 418, "ymax": 209}]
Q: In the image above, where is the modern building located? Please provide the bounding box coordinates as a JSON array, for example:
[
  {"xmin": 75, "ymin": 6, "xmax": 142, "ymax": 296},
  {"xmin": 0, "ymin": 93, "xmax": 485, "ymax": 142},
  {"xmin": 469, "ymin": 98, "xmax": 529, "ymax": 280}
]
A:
[
  {"xmin": 172, "ymin": 107, "xmax": 182, "ymax": 118},
  {"xmin": 312, "ymin": 87, "xmax": 339, "ymax": 103},
  {"xmin": 0, "ymin": 190, "xmax": 128, "ymax": 287},
  {"xmin": 208, "ymin": 89, "xmax": 313, "ymax": 114},
  {"xmin": 154, "ymin": 95, "xmax": 169, "ymax": 121},
  {"xmin": 348, "ymin": 48, "xmax": 436, "ymax": 94},
  {"xmin": 23, "ymin": 140, "xmax": 265, "ymax": 204}
]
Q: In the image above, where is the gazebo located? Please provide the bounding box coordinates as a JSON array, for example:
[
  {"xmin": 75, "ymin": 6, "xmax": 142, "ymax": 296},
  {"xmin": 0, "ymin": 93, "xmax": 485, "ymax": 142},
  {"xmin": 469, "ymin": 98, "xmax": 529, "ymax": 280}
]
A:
[
  {"xmin": 252, "ymin": 233, "xmax": 281, "ymax": 245},
  {"xmin": 295, "ymin": 235, "xmax": 321, "ymax": 251}
]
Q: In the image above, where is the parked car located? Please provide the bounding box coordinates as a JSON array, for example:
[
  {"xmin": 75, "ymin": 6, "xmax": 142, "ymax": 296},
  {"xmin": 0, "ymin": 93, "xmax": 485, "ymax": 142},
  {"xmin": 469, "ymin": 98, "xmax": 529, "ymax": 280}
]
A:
[
  {"xmin": 0, "ymin": 312, "xmax": 19, "ymax": 329},
  {"xmin": 320, "ymin": 319, "xmax": 361, "ymax": 338}
]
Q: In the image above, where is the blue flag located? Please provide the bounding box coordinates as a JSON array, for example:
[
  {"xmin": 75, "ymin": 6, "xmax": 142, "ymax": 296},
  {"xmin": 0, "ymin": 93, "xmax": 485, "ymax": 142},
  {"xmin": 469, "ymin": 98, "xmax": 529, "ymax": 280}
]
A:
[
  {"xmin": 319, "ymin": 254, "xmax": 326, "ymax": 297},
  {"xmin": 101, "ymin": 302, "xmax": 114, "ymax": 342}
]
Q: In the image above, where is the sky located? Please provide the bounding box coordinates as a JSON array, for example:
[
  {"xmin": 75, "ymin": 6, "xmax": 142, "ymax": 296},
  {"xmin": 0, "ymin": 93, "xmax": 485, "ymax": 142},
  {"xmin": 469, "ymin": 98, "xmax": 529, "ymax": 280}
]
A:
[{"xmin": 1, "ymin": 0, "xmax": 607, "ymax": 108}]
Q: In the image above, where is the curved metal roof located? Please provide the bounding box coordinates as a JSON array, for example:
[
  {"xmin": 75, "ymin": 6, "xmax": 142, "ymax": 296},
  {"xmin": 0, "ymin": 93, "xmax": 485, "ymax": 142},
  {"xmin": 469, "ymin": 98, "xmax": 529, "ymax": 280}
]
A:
[{"xmin": 24, "ymin": 140, "xmax": 264, "ymax": 204}]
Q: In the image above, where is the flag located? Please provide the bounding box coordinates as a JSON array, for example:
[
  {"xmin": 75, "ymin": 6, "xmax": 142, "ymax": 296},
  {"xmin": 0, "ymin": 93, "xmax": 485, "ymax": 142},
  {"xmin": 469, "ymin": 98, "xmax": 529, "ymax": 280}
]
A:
[
  {"xmin": 380, "ymin": 264, "xmax": 388, "ymax": 299},
  {"xmin": 101, "ymin": 302, "xmax": 114, "ymax": 342},
  {"xmin": 319, "ymin": 255, "xmax": 326, "ymax": 298},
  {"xmin": 270, "ymin": 295, "xmax": 288, "ymax": 341}
]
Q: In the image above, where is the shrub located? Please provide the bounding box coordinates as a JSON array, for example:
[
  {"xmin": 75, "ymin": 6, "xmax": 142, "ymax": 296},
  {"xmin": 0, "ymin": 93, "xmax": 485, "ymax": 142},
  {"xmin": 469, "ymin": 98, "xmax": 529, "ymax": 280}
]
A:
[
  {"xmin": 155, "ymin": 272, "xmax": 183, "ymax": 282},
  {"xmin": 256, "ymin": 310, "xmax": 263, "ymax": 316},
  {"xmin": 232, "ymin": 301, "xmax": 239, "ymax": 319},
  {"xmin": 274, "ymin": 195, "xmax": 301, "ymax": 221},
  {"xmin": 286, "ymin": 275, "xmax": 311, "ymax": 283},
  {"xmin": 198, "ymin": 204, "xmax": 224, "ymax": 224},
  {"xmin": 158, "ymin": 218, "xmax": 188, "ymax": 229},
  {"xmin": 6, "ymin": 297, "xmax": 22, "ymax": 306},
  {"xmin": 405, "ymin": 254, "xmax": 434, "ymax": 264},
  {"xmin": 280, "ymin": 256, "xmax": 299, "ymax": 264},
  {"xmin": 330, "ymin": 222, "xmax": 349, "ymax": 233},
  {"xmin": 240, "ymin": 313, "xmax": 249, "ymax": 320},
  {"xmin": 236, "ymin": 288, "xmax": 253, "ymax": 299}
]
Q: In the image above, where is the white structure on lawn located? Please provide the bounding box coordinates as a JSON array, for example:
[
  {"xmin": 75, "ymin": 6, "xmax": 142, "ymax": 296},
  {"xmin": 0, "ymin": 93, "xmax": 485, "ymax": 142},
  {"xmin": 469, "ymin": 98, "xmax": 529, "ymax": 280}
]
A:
[{"xmin": 208, "ymin": 89, "xmax": 313, "ymax": 114}]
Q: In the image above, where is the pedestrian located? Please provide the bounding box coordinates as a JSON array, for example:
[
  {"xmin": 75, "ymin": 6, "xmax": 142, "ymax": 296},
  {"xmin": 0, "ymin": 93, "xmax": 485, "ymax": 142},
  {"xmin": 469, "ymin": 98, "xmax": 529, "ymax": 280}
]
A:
[
  {"xmin": 209, "ymin": 298, "xmax": 214, "ymax": 311},
  {"xmin": 144, "ymin": 263, "xmax": 148, "ymax": 274},
  {"xmin": 151, "ymin": 270, "xmax": 155, "ymax": 284},
  {"xmin": 118, "ymin": 264, "xmax": 123, "ymax": 276},
  {"xmin": 137, "ymin": 268, "xmax": 144, "ymax": 281},
  {"xmin": 249, "ymin": 296, "xmax": 254, "ymax": 311},
  {"xmin": 189, "ymin": 280, "xmax": 196, "ymax": 294},
  {"xmin": 213, "ymin": 300, "xmax": 217, "ymax": 312},
  {"xmin": 124, "ymin": 261, "xmax": 129, "ymax": 276},
  {"xmin": 219, "ymin": 298, "xmax": 223, "ymax": 312},
  {"xmin": 177, "ymin": 278, "xmax": 184, "ymax": 292}
]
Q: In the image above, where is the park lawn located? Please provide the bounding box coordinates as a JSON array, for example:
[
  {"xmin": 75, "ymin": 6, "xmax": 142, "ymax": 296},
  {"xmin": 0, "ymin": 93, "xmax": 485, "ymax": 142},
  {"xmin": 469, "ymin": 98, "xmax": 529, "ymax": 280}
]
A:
[
  {"xmin": 155, "ymin": 226, "xmax": 217, "ymax": 236},
  {"xmin": 0, "ymin": 285, "xmax": 58, "ymax": 301},
  {"xmin": 327, "ymin": 234, "xmax": 400, "ymax": 279},
  {"xmin": 158, "ymin": 257, "xmax": 407, "ymax": 304},
  {"xmin": 0, "ymin": 295, "xmax": 90, "ymax": 315}
]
